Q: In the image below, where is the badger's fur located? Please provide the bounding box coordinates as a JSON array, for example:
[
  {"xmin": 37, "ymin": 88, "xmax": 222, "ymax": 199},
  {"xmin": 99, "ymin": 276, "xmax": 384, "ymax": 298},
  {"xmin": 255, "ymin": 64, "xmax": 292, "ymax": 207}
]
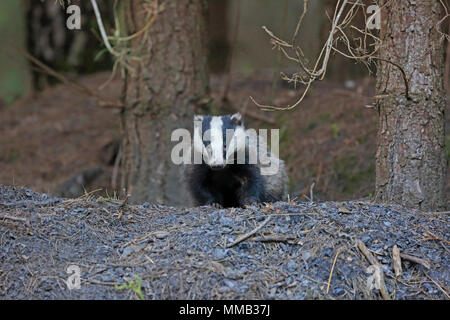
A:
[{"xmin": 186, "ymin": 112, "xmax": 288, "ymax": 208}]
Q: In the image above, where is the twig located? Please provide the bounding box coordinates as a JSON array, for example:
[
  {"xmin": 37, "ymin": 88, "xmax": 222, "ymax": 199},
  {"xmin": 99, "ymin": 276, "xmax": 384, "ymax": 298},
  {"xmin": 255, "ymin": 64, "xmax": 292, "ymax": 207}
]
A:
[
  {"xmin": 111, "ymin": 147, "xmax": 122, "ymax": 189},
  {"xmin": 85, "ymin": 278, "xmax": 119, "ymax": 286},
  {"xmin": 90, "ymin": 0, "xmax": 120, "ymax": 57},
  {"xmin": 326, "ymin": 247, "xmax": 342, "ymax": 294},
  {"xmin": 426, "ymin": 274, "xmax": 450, "ymax": 299},
  {"xmin": 226, "ymin": 216, "xmax": 272, "ymax": 248},
  {"xmin": 222, "ymin": 98, "xmax": 276, "ymax": 124},
  {"xmin": 63, "ymin": 188, "xmax": 103, "ymax": 205},
  {"xmin": 357, "ymin": 239, "xmax": 391, "ymax": 300},
  {"xmin": 249, "ymin": 234, "xmax": 296, "ymax": 243},
  {"xmin": 357, "ymin": 239, "xmax": 378, "ymax": 266},
  {"xmin": 0, "ymin": 214, "xmax": 28, "ymax": 223},
  {"xmin": 392, "ymin": 245, "xmax": 402, "ymax": 278},
  {"xmin": 399, "ymin": 253, "xmax": 431, "ymax": 270},
  {"xmin": 422, "ymin": 230, "xmax": 450, "ymax": 245},
  {"xmin": 120, "ymin": 194, "xmax": 131, "ymax": 208},
  {"xmin": 309, "ymin": 181, "xmax": 315, "ymax": 202},
  {"xmin": 424, "ymin": 211, "xmax": 450, "ymax": 214},
  {"xmin": 14, "ymin": 45, "xmax": 124, "ymax": 108}
]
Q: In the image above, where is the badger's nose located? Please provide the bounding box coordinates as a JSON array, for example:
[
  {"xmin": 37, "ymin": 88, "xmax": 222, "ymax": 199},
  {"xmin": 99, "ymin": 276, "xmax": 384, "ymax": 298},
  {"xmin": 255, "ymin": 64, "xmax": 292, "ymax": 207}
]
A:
[{"xmin": 210, "ymin": 162, "xmax": 226, "ymax": 170}]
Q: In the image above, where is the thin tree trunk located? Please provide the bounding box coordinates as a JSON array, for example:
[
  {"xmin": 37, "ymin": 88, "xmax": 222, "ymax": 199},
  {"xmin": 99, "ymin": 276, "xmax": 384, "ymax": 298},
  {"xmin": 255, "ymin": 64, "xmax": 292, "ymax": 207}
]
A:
[
  {"xmin": 121, "ymin": 0, "xmax": 209, "ymax": 205},
  {"xmin": 375, "ymin": 0, "xmax": 447, "ymax": 210}
]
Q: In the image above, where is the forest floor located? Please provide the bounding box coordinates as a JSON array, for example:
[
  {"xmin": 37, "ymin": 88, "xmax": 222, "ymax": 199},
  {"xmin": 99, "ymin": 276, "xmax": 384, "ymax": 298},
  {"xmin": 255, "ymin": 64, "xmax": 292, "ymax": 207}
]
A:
[
  {"xmin": 0, "ymin": 184, "xmax": 448, "ymax": 300},
  {"xmin": 1, "ymin": 71, "xmax": 448, "ymax": 203}
]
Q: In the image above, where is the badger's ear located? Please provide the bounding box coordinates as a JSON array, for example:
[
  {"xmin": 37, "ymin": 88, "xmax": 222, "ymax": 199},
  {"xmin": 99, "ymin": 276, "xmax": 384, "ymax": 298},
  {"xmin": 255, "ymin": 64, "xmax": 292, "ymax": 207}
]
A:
[
  {"xmin": 231, "ymin": 112, "xmax": 242, "ymax": 125},
  {"xmin": 193, "ymin": 115, "xmax": 203, "ymax": 124}
]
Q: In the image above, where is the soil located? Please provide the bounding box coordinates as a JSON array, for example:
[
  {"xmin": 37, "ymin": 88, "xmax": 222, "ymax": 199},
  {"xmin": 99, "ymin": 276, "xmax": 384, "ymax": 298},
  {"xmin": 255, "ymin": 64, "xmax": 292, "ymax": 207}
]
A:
[
  {"xmin": 0, "ymin": 184, "xmax": 448, "ymax": 300},
  {"xmin": 1, "ymin": 71, "xmax": 448, "ymax": 204}
]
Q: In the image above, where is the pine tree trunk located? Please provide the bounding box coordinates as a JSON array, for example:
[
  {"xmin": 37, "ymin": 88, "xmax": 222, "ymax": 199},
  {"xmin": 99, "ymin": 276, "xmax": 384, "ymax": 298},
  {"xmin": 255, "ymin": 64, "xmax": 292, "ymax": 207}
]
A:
[
  {"xmin": 375, "ymin": 0, "xmax": 447, "ymax": 210},
  {"xmin": 120, "ymin": 0, "xmax": 209, "ymax": 205}
]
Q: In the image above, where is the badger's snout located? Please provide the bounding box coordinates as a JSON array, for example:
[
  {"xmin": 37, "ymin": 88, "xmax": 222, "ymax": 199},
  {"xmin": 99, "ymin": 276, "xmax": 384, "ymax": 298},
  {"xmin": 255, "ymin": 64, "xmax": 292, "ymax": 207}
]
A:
[
  {"xmin": 209, "ymin": 160, "xmax": 226, "ymax": 170},
  {"xmin": 210, "ymin": 164, "xmax": 226, "ymax": 171}
]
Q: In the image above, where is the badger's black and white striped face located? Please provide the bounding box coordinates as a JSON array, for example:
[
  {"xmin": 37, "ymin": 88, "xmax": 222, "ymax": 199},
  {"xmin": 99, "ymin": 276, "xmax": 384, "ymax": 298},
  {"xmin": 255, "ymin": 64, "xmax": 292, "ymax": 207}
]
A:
[{"xmin": 193, "ymin": 113, "xmax": 246, "ymax": 170}]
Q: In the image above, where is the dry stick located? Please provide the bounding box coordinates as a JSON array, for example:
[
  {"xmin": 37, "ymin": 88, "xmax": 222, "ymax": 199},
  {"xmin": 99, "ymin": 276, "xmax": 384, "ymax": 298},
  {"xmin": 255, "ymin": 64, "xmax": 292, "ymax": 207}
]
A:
[
  {"xmin": 111, "ymin": 148, "xmax": 122, "ymax": 189},
  {"xmin": 326, "ymin": 247, "xmax": 342, "ymax": 295},
  {"xmin": 226, "ymin": 216, "xmax": 272, "ymax": 248},
  {"xmin": 227, "ymin": 102, "xmax": 276, "ymax": 125},
  {"xmin": 357, "ymin": 240, "xmax": 378, "ymax": 265},
  {"xmin": 309, "ymin": 181, "xmax": 315, "ymax": 202},
  {"xmin": 251, "ymin": 0, "xmax": 351, "ymax": 111},
  {"xmin": 249, "ymin": 235, "xmax": 296, "ymax": 243},
  {"xmin": 392, "ymin": 245, "xmax": 402, "ymax": 278},
  {"xmin": 0, "ymin": 214, "xmax": 28, "ymax": 223},
  {"xmin": 120, "ymin": 194, "xmax": 131, "ymax": 208},
  {"xmin": 424, "ymin": 210, "xmax": 450, "ymax": 214},
  {"xmin": 90, "ymin": 0, "xmax": 120, "ymax": 57},
  {"xmin": 356, "ymin": 239, "xmax": 391, "ymax": 300},
  {"xmin": 426, "ymin": 274, "xmax": 450, "ymax": 299},
  {"xmin": 117, "ymin": 193, "xmax": 130, "ymax": 220},
  {"xmin": 399, "ymin": 253, "xmax": 431, "ymax": 270},
  {"xmin": 423, "ymin": 230, "xmax": 450, "ymax": 245}
]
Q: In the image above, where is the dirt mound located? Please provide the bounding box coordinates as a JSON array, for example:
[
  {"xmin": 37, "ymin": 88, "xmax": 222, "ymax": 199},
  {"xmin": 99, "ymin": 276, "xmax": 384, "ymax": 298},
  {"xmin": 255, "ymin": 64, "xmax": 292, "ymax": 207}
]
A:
[{"xmin": 0, "ymin": 184, "xmax": 448, "ymax": 299}]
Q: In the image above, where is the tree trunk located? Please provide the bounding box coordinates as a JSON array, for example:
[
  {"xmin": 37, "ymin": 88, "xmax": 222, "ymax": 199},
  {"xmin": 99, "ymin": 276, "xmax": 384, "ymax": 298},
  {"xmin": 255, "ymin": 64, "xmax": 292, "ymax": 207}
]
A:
[
  {"xmin": 121, "ymin": 0, "xmax": 209, "ymax": 205},
  {"xmin": 0, "ymin": 0, "xmax": 31, "ymax": 105},
  {"xmin": 375, "ymin": 0, "xmax": 447, "ymax": 210}
]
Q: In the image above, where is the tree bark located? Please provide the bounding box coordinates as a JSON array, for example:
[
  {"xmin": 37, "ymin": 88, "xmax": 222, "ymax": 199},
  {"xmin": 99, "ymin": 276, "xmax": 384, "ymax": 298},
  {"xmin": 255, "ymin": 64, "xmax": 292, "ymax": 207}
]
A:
[
  {"xmin": 121, "ymin": 0, "xmax": 209, "ymax": 205},
  {"xmin": 375, "ymin": 0, "xmax": 447, "ymax": 210}
]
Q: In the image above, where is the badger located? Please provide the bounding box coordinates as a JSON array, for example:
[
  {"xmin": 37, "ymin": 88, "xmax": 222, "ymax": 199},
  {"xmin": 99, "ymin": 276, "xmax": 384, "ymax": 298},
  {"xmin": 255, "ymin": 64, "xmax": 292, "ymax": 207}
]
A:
[{"xmin": 185, "ymin": 112, "xmax": 288, "ymax": 208}]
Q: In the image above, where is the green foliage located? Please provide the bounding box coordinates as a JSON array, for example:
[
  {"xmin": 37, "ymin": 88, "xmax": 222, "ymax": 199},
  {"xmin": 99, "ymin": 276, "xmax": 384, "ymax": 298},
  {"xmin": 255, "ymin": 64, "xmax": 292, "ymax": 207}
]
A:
[
  {"xmin": 331, "ymin": 123, "xmax": 340, "ymax": 139},
  {"xmin": 115, "ymin": 275, "xmax": 145, "ymax": 300}
]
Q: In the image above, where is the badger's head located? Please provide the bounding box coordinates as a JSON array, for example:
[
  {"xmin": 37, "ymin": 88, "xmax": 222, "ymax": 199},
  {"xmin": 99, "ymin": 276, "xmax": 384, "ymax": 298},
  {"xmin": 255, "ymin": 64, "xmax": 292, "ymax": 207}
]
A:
[{"xmin": 193, "ymin": 113, "xmax": 246, "ymax": 170}]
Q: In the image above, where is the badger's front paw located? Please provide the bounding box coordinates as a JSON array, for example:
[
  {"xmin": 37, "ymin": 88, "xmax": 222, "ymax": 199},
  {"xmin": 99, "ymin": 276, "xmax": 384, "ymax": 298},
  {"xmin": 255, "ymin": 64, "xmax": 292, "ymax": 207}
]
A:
[
  {"xmin": 206, "ymin": 201, "xmax": 223, "ymax": 209},
  {"xmin": 239, "ymin": 196, "xmax": 259, "ymax": 207}
]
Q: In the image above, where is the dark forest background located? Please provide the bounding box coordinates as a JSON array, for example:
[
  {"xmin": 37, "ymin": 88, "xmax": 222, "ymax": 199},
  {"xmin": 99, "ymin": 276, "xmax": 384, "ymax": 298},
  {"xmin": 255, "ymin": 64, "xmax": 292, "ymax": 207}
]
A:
[{"xmin": 0, "ymin": 0, "xmax": 448, "ymax": 206}]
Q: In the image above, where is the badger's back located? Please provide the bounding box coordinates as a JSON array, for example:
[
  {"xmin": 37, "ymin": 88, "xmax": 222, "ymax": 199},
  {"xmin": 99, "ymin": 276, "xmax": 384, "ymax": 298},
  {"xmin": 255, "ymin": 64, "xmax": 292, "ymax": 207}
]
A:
[{"xmin": 261, "ymin": 158, "xmax": 288, "ymax": 202}]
